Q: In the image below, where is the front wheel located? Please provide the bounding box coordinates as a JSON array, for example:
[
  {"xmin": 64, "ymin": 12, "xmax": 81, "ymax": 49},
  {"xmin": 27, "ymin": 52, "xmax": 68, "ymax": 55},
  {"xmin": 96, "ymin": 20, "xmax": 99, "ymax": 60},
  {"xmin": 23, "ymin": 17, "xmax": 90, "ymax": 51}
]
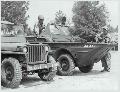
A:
[
  {"xmin": 57, "ymin": 54, "xmax": 75, "ymax": 76},
  {"xmin": 78, "ymin": 64, "xmax": 93, "ymax": 73},
  {"xmin": 38, "ymin": 71, "xmax": 56, "ymax": 81},
  {"xmin": 38, "ymin": 55, "xmax": 56, "ymax": 81},
  {"xmin": 1, "ymin": 57, "xmax": 22, "ymax": 88}
]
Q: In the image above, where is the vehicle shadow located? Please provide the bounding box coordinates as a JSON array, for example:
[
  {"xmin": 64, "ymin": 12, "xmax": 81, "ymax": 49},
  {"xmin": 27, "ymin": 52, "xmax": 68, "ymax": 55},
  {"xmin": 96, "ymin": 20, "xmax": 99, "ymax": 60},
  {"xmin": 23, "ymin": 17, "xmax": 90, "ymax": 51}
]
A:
[
  {"xmin": 21, "ymin": 75, "xmax": 54, "ymax": 88},
  {"xmin": 73, "ymin": 69, "xmax": 105, "ymax": 76},
  {"xmin": 20, "ymin": 70, "xmax": 104, "ymax": 88},
  {"xmin": 1, "ymin": 70, "xmax": 107, "ymax": 90},
  {"xmin": 1, "ymin": 76, "xmax": 54, "ymax": 90}
]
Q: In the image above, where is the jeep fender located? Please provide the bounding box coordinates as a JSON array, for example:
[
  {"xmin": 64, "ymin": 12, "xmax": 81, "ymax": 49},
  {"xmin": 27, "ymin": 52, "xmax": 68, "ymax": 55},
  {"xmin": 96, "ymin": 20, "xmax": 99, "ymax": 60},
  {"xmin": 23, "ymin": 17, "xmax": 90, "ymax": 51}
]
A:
[{"xmin": 53, "ymin": 48, "xmax": 76, "ymax": 62}]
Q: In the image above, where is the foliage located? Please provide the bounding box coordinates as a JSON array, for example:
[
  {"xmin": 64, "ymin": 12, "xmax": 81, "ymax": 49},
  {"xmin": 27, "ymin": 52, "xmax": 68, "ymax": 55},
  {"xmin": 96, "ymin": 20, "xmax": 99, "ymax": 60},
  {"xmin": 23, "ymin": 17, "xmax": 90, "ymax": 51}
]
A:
[
  {"xmin": 107, "ymin": 25, "xmax": 118, "ymax": 33},
  {"xmin": 72, "ymin": 1, "xmax": 109, "ymax": 42},
  {"xmin": 55, "ymin": 10, "xmax": 71, "ymax": 26},
  {"xmin": 1, "ymin": 1, "xmax": 29, "ymax": 25},
  {"xmin": 55, "ymin": 10, "xmax": 66, "ymax": 24}
]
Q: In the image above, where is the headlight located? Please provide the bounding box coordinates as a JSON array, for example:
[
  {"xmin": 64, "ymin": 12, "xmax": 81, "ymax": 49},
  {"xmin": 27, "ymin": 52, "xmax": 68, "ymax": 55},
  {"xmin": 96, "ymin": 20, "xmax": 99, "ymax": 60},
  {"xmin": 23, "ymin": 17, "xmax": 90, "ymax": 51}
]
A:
[
  {"xmin": 22, "ymin": 47, "xmax": 27, "ymax": 53},
  {"xmin": 45, "ymin": 46, "xmax": 49, "ymax": 52}
]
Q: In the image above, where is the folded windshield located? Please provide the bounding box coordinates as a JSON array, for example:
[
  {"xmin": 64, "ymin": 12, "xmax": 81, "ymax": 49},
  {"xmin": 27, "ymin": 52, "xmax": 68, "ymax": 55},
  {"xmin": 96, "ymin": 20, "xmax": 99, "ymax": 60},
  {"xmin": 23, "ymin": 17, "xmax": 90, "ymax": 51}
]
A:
[{"xmin": 49, "ymin": 25, "xmax": 70, "ymax": 36}]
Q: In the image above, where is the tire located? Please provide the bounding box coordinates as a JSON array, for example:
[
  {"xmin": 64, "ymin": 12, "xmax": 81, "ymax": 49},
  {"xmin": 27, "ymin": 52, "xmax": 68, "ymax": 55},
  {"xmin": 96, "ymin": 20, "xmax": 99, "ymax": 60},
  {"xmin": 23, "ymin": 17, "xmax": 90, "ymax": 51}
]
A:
[
  {"xmin": 38, "ymin": 71, "xmax": 56, "ymax": 81},
  {"xmin": 38, "ymin": 55, "xmax": 56, "ymax": 81},
  {"xmin": 57, "ymin": 54, "xmax": 75, "ymax": 76},
  {"xmin": 78, "ymin": 64, "xmax": 93, "ymax": 73},
  {"xmin": 1, "ymin": 57, "xmax": 22, "ymax": 88}
]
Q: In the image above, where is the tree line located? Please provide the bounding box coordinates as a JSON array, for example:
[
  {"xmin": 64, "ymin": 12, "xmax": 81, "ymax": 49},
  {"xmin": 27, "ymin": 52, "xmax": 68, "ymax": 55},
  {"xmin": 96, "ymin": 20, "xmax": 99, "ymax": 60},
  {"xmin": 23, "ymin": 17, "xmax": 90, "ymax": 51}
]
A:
[{"xmin": 1, "ymin": 1, "xmax": 118, "ymax": 43}]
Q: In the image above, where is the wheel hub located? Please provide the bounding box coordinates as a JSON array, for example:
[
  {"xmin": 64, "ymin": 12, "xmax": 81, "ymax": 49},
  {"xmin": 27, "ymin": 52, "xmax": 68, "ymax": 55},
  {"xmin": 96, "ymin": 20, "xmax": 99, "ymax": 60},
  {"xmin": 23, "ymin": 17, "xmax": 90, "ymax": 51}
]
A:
[
  {"xmin": 60, "ymin": 59, "xmax": 69, "ymax": 71},
  {"xmin": 5, "ymin": 66, "xmax": 14, "ymax": 81}
]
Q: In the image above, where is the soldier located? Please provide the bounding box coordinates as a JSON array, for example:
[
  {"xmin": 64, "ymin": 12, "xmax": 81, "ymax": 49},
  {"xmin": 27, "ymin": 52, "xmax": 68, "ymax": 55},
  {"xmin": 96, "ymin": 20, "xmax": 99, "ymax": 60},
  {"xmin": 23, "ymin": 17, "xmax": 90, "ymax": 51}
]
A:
[
  {"xmin": 101, "ymin": 52, "xmax": 111, "ymax": 72},
  {"xmin": 61, "ymin": 16, "xmax": 66, "ymax": 26},
  {"xmin": 95, "ymin": 32, "xmax": 102, "ymax": 43},
  {"xmin": 34, "ymin": 15, "xmax": 45, "ymax": 35}
]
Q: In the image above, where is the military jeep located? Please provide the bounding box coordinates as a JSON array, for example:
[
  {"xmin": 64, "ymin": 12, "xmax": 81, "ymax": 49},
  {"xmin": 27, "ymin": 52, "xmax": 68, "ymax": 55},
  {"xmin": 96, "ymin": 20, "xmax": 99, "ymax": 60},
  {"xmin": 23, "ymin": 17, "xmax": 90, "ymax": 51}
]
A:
[
  {"xmin": 26, "ymin": 23, "xmax": 116, "ymax": 76},
  {"xmin": 1, "ymin": 21, "xmax": 57, "ymax": 88}
]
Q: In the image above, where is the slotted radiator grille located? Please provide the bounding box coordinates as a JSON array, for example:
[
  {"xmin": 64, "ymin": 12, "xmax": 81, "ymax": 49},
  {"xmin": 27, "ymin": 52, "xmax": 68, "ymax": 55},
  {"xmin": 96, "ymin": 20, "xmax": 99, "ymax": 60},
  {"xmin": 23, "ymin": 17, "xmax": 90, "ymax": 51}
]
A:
[{"xmin": 27, "ymin": 45, "xmax": 46, "ymax": 64}]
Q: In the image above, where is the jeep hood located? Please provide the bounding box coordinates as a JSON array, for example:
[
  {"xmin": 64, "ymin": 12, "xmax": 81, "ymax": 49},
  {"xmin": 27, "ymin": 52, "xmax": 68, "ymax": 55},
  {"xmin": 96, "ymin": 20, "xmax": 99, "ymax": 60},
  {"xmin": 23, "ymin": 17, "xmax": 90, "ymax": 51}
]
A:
[{"xmin": 1, "ymin": 35, "xmax": 26, "ymax": 51}]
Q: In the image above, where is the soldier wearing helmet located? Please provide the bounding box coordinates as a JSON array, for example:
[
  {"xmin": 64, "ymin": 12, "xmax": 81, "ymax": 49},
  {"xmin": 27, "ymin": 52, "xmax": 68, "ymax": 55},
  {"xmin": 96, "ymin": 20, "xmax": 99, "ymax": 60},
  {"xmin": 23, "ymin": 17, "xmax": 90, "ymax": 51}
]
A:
[
  {"xmin": 101, "ymin": 27, "xmax": 111, "ymax": 72},
  {"xmin": 61, "ymin": 16, "xmax": 66, "ymax": 26},
  {"xmin": 34, "ymin": 15, "xmax": 45, "ymax": 35}
]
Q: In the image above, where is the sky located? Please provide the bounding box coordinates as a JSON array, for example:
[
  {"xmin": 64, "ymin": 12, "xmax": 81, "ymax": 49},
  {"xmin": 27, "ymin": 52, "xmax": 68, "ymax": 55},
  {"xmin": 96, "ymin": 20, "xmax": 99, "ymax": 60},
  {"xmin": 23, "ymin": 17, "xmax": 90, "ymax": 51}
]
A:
[{"xmin": 26, "ymin": 0, "xmax": 120, "ymax": 29}]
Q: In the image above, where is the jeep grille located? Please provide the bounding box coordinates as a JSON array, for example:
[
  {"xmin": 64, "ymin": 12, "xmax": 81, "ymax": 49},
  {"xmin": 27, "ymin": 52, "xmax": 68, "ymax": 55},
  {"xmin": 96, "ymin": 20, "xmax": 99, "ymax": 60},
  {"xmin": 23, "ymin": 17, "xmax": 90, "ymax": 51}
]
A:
[{"xmin": 27, "ymin": 45, "xmax": 46, "ymax": 64}]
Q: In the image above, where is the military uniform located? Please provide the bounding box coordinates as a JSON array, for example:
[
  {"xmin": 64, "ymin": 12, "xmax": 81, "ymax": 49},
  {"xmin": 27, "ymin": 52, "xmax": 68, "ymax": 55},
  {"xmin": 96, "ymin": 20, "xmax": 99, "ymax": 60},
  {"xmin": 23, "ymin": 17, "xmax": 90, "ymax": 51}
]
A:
[
  {"xmin": 34, "ymin": 15, "xmax": 45, "ymax": 35},
  {"xmin": 34, "ymin": 22, "xmax": 45, "ymax": 35},
  {"xmin": 95, "ymin": 33, "xmax": 102, "ymax": 43},
  {"xmin": 101, "ymin": 52, "xmax": 111, "ymax": 72}
]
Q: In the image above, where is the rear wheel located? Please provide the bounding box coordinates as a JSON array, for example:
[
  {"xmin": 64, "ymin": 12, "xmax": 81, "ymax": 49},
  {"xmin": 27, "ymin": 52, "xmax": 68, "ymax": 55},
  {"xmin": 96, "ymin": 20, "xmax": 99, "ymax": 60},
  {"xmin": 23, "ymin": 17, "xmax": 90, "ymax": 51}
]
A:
[
  {"xmin": 78, "ymin": 64, "xmax": 93, "ymax": 73},
  {"xmin": 57, "ymin": 54, "xmax": 75, "ymax": 76},
  {"xmin": 1, "ymin": 57, "xmax": 22, "ymax": 88}
]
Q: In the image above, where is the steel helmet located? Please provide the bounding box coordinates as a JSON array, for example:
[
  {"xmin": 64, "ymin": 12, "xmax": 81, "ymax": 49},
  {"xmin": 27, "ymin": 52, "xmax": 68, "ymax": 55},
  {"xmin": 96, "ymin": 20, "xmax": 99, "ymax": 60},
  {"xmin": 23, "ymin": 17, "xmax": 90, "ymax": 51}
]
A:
[{"xmin": 38, "ymin": 15, "xmax": 44, "ymax": 20}]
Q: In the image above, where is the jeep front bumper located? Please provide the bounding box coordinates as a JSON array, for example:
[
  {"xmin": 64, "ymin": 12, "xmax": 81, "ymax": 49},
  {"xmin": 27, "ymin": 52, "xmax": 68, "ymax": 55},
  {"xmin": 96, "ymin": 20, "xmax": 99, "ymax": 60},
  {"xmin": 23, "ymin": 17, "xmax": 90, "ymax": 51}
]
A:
[{"xmin": 27, "ymin": 62, "xmax": 58, "ymax": 71}]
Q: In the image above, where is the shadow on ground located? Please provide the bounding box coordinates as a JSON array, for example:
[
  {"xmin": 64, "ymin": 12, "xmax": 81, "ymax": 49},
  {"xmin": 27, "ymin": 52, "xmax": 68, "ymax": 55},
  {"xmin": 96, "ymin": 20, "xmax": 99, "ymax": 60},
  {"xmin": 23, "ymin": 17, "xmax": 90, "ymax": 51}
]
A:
[
  {"xmin": 21, "ymin": 75, "xmax": 54, "ymax": 88},
  {"xmin": 73, "ymin": 69, "xmax": 105, "ymax": 76},
  {"xmin": 1, "ymin": 69, "xmax": 106, "ymax": 89},
  {"xmin": 1, "ymin": 75, "xmax": 54, "ymax": 89}
]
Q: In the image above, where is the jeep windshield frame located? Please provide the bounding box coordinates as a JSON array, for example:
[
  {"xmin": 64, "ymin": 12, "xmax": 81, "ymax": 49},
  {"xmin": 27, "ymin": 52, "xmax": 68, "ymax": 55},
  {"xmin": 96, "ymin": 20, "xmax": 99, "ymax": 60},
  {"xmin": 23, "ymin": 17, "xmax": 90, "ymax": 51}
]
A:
[{"xmin": 49, "ymin": 24, "xmax": 71, "ymax": 36}]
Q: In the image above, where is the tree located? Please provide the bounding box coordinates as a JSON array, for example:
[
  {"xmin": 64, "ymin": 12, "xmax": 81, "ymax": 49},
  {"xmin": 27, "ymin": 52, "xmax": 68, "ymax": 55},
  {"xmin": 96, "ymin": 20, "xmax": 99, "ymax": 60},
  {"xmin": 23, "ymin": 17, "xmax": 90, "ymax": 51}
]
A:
[
  {"xmin": 55, "ymin": 10, "xmax": 66, "ymax": 25},
  {"xmin": 55, "ymin": 10, "xmax": 71, "ymax": 26},
  {"xmin": 72, "ymin": 1, "xmax": 109, "ymax": 42},
  {"xmin": 107, "ymin": 25, "xmax": 118, "ymax": 33},
  {"xmin": 1, "ymin": 1, "xmax": 29, "ymax": 25}
]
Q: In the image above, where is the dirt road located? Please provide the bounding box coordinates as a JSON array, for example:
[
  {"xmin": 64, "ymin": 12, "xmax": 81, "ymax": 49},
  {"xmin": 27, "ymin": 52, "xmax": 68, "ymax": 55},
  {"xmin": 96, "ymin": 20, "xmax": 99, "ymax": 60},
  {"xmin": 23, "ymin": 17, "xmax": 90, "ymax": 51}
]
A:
[{"xmin": 1, "ymin": 51, "xmax": 120, "ymax": 92}]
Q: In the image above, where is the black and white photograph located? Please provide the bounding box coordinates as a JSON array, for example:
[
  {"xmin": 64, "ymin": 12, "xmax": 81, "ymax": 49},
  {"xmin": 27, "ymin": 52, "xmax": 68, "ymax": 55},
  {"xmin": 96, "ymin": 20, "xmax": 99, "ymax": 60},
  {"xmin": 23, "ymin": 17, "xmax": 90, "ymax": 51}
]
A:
[{"xmin": 1, "ymin": 0, "xmax": 119, "ymax": 92}]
